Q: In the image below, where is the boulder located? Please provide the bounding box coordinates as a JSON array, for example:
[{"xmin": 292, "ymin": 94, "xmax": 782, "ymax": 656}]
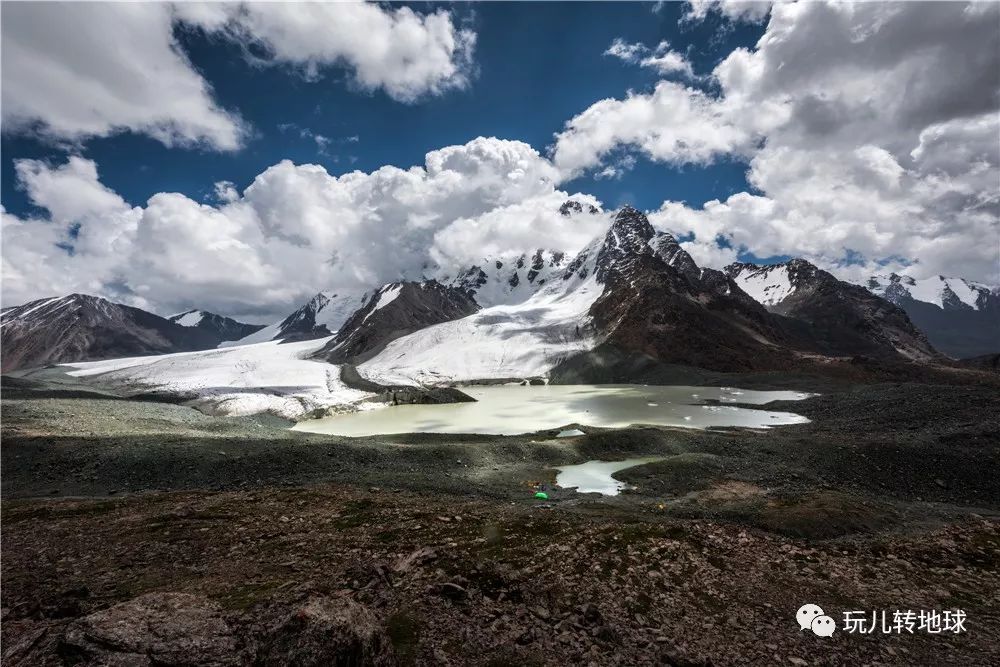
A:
[{"xmin": 59, "ymin": 592, "xmax": 238, "ymax": 666}]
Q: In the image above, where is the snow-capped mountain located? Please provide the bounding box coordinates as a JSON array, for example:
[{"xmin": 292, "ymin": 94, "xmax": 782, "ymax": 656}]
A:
[
  {"xmin": 866, "ymin": 273, "xmax": 999, "ymax": 358},
  {"xmin": 439, "ymin": 200, "xmax": 604, "ymax": 307},
  {"xmin": 225, "ymin": 289, "xmax": 373, "ymax": 347},
  {"xmin": 726, "ymin": 260, "xmax": 939, "ymax": 360},
  {"xmin": 167, "ymin": 309, "xmax": 264, "ymax": 345},
  {"xmin": 314, "ymin": 280, "xmax": 479, "ymax": 365},
  {"xmin": 359, "ymin": 206, "xmax": 787, "ymax": 386},
  {"xmin": 22, "ymin": 206, "xmax": 975, "ymax": 417},
  {"xmin": 446, "ymin": 249, "xmax": 571, "ymax": 307},
  {"xmin": 583, "ymin": 207, "xmax": 793, "ymax": 370},
  {"xmin": 868, "ymin": 274, "xmax": 996, "ymax": 311},
  {"xmin": 359, "ymin": 207, "xmax": 949, "ymax": 387},
  {"xmin": 0, "ymin": 294, "xmax": 218, "ymax": 372}
]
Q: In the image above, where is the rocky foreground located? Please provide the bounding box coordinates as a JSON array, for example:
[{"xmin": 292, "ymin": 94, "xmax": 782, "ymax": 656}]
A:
[
  {"xmin": 2, "ymin": 374, "xmax": 1000, "ymax": 665},
  {"xmin": 2, "ymin": 487, "xmax": 999, "ymax": 666}
]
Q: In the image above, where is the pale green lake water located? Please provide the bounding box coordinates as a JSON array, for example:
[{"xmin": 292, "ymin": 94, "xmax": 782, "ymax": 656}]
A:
[{"xmin": 293, "ymin": 384, "xmax": 813, "ymax": 437}]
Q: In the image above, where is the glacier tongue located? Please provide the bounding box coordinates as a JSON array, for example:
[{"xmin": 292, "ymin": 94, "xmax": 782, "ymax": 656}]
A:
[
  {"xmin": 360, "ymin": 257, "xmax": 603, "ymax": 386},
  {"xmin": 64, "ymin": 337, "xmax": 372, "ymax": 419}
]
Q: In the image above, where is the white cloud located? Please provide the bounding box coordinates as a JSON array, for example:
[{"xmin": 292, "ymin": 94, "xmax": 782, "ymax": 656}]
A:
[
  {"xmin": 213, "ymin": 181, "xmax": 240, "ymax": 204},
  {"xmin": 551, "ymin": 80, "xmax": 769, "ymax": 178},
  {"xmin": 683, "ymin": 1, "xmax": 772, "ymax": 24},
  {"xmin": 2, "ymin": 139, "xmax": 603, "ymax": 319},
  {"xmin": 1, "ymin": 2, "xmax": 476, "ymax": 150},
  {"xmin": 604, "ymin": 39, "xmax": 694, "ymax": 78},
  {"xmin": 431, "ymin": 193, "xmax": 607, "ymax": 268},
  {"xmin": 176, "ymin": 2, "xmax": 476, "ymax": 103},
  {"xmin": 1, "ymin": 3, "xmax": 246, "ymax": 150},
  {"xmin": 559, "ymin": 1, "xmax": 1000, "ymax": 284},
  {"xmin": 604, "ymin": 39, "xmax": 648, "ymax": 63},
  {"xmin": 2, "ymin": 159, "xmax": 142, "ymax": 305}
]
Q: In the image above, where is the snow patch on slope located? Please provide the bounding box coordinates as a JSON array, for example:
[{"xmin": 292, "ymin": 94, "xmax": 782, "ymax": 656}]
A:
[
  {"xmin": 0, "ymin": 296, "xmax": 64, "ymax": 326},
  {"xmin": 314, "ymin": 289, "xmax": 373, "ymax": 330},
  {"xmin": 172, "ymin": 310, "xmax": 204, "ymax": 327},
  {"xmin": 730, "ymin": 265, "xmax": 795, "ymax": 306},
  {"xmin": 361, "ymin": 284, "xmax": 403, "ymax": 323},
  {"xmin": 63, "ymin": 338, "xmax": 372, "ymax": 419},
  {"xmin": 942, "ymin": 277, "xmax": 982, "ymax": 310}
]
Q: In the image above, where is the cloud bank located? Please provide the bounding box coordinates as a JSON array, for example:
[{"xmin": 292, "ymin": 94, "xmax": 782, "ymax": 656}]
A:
[
  {"xmin": 1, "ymin": 2, "xmax": 476, "ymax": 150},
  {"xmin": 2, "ymin": 140, "xmax": 607, "ymax": 320},
  {"xmin": 555, "ymin": 1, "xmax": 1000, "ymax": 284}
]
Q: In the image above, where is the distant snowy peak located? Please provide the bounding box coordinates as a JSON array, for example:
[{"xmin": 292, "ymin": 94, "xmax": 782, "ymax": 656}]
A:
[
  {"xmin": 227, "ymin": 288, "xmax": 373, "ymax": 346},
  {"xmin": 559, "ymin": 199, "xmax": 600, "ymax": 216},
  {"xmin": 447, "ymin": 249, "xmax": 569, "ymax": 307},
  {"xmin": 865, "ymin": 273, "xmax": 999, "ymax": 358},
  {"xmin": 725, "ymin": 260, "xmax": 939, "ymax": 360},
  {"xmin": 867, "ymin": 273, "xmax": 998, "ymax": 311},
  {"xmin": 168, "ymin": 309, "xmax": 264, "ymax": 344}
]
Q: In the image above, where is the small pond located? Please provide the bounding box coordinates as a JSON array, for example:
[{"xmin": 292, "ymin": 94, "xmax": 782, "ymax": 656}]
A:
[{"xmin": 554, "ymin": 457, "xmax": 667, "ymax": 495}]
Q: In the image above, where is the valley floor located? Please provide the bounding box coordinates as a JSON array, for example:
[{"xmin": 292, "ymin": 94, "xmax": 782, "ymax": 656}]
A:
[{"xmin": 2, "ymin": 374, "xmax": 999, "ymax": 665}]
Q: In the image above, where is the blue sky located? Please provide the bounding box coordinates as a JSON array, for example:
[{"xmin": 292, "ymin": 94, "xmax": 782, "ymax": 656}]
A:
[{"xmin": 1, "ymin": 2, "xmax": 763, "ymax": 218}]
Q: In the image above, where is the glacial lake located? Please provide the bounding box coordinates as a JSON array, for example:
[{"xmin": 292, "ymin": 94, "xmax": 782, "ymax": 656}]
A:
[
  {"xmin": 292, "ymin": 384, "xmax": 813, "ymax": 436},
  {"xmin": 554, "ymin": 457, "xmax": 667, "ymax": 496}
]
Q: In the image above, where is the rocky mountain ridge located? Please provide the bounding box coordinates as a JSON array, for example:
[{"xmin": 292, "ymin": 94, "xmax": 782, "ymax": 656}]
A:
[
  {"xmin": 727, "ymin": 260, "xmax": 939, "ymax": 361},
  {"xmin": 0, "ymin": 294, "xmax": 218, "ymax": 372}
]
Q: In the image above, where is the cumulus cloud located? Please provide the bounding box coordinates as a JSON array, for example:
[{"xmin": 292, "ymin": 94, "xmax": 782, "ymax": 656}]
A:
[
  {"xmin": 1, "ymin": 2, "xmax": 246, "ymax": 150},
  {"xmin": 551, "ymin": 80, "xmax": 771, "ymax": 178},
  {"xmin": 2, "ymin": 140, "xmax": 604, "ymax": 320},
  {"xmin": 431, "ymin": 193, "xmax": 608, "ymax": 267},
  {"xmin": 560, "ymin": 1, "xmax": 1000, "ymax": 283},
  {"xmin": 604, "ymin": 39, "xmax": 694, "ymax": 78},
  {"xmin": 176, "ymin": 2, "xmax": 476, "ymax": 103},
  {"xmin": 1, "ymin": 2, "xmax": 476, "ymax": 149},
  {"xmin": 682, "ymin": 0, "xmax": 772, "ymax": 24}
]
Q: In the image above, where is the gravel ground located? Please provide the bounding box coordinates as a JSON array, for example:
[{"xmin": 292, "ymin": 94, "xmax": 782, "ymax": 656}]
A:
[{"xmin": 2, "ymin": 373, "xmax": 999, "ymax": 664}]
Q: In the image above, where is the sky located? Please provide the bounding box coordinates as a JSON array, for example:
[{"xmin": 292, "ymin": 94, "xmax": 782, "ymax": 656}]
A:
[{"xmin": 2, "ymin": 1, "xmax": 998, "ymax": 322}]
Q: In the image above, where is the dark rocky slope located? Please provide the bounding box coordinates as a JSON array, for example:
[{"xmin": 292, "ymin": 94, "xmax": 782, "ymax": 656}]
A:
[
  {"xmin": 584, "ymin": 207, "xmax": 797, "ymax": 372},
  {"xmin": 0, "ymin": 294, "xmax": 217, "ymax": 372},
  {"xmin": 726, "ymin": 259, "xmax": 940, "ymax": 361}
]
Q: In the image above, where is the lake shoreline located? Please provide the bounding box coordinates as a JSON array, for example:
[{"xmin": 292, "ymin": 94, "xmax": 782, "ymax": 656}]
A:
[{"xmin": 292, "ymin": 383, "xmax": 814, "ymax": 437}]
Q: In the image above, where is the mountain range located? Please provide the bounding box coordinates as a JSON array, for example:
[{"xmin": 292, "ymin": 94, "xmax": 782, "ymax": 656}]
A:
[
  {"xmin": 2, "ymin": 205, "xmax": 994, "ymax": 402},
  {"xmin": 866, "ymin": 274, "xmax": 999, "ymax": 358}
]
